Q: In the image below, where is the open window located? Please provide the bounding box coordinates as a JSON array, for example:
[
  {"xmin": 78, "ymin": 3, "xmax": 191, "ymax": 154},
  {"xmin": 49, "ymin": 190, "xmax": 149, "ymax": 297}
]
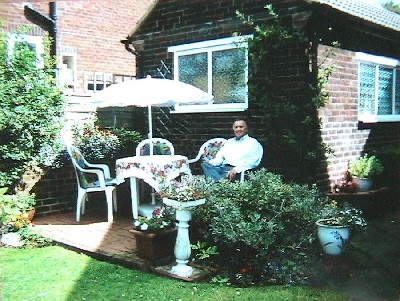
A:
[
  {"xmin": 168, "ymin": 36, "xmax": 251, "ymax": 113},
  {"xmin": 357, "ymin": 52, "xmax": 400, "ymax": 123}
]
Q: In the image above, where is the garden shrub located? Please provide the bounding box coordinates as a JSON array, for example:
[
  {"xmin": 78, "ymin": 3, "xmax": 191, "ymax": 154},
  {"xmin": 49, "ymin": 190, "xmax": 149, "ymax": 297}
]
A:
[
  {"xmin": 196, "ymin": 169, "xmax": 328, "ymax": 285},
  {"xmin": 0, "ymin": 28, "xmax": 66, "ymax": 188}
]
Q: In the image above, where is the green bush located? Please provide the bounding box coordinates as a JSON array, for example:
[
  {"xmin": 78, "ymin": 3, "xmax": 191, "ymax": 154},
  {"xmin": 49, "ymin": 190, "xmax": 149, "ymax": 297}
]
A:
[
  {"xmin": 195, "ymin": 169, "xmax": 329, "ymax": 285},
  {"xmin": 0, "ymin": 187, "xmax": 36, "ymax": 233},
  {"xmin": 0, "ymin": 28, "xmax": 66, "ymax": 187}
]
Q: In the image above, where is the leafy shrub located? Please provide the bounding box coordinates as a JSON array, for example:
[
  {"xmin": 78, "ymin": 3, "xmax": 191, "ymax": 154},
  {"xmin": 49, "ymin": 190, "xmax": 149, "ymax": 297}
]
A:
[
  {"xmin": 0, "ymin": 187, "xmax": 36, "ymax": 231},
  {"xmin": 17, "ymin": 226, "xmax": 53, "ymax": 248},
  {"xmin": 0, "ymin": 29, "xmax": 66, "ymax": 188},
  {"xmin": 195, "ymin": 169, "xmax": 329, "ymax": 285}
]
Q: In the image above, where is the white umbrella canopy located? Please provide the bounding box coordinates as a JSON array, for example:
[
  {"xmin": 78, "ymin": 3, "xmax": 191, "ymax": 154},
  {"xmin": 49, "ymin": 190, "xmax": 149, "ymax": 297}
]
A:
[{"xmin": 89, "ymin": 76, "xmax": 214, "ymax": 138}]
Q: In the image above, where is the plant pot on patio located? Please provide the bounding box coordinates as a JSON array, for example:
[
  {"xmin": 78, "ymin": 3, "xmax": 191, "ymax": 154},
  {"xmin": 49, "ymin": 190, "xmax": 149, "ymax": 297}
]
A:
[
  {"xmin": 129, "ymin": 228, "xmax": 177, "ymax": 261},
  {"xmin": 27, "ymin": 207, "xmax": 36, "ymax": 221},
  {"xmin": 316, "ymin": 219, "xmax": 351, "ymax": 255},
  {"xmin": 352, "ymin": 177, "xmax": 373, "ymax": 192}
]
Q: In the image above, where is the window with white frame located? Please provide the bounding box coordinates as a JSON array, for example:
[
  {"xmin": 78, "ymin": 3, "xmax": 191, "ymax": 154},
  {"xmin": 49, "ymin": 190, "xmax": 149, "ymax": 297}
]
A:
[
  {"xmin": 7, "ymin": 33, "xmax": 44, "ymax": 68},
  {"xmin": 357, "ymin": 52, "xmax": 400, "ymax": 122},
  {"xmin": 168, "ymin": 36, "xmax": 251, "ymax": 113}
]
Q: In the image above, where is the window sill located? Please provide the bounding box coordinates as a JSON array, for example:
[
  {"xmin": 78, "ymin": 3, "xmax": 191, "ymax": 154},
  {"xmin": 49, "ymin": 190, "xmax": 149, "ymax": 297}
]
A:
[
  {"xmin": 358, "ymin": 115, "xmax": 400, "ymax": 123},
  {"xmin": 171, "ymin": 106, "xmax": 246, "ymax": 114}
]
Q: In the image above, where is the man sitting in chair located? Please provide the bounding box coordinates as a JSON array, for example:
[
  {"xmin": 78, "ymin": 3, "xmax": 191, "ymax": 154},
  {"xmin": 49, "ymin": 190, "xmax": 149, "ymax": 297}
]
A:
[{"xmin": 201, "ymin": 117, "xmax": 263, "ymax": 181}]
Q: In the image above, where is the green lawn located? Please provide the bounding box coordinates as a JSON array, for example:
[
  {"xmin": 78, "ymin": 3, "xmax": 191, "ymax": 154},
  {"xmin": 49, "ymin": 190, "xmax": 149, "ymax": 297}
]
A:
[{"xmin": 0, "ymin": 246, "xmax": 349, "ymax": 301}]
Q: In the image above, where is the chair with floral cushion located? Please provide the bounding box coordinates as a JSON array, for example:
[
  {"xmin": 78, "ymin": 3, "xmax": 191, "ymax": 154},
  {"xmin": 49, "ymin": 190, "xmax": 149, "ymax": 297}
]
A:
[
  {"xmin": 67, "ymin": 145, "xmax": 118, "ymax": 223},
  {"xmin": 135, "ymin": 138, "xmax": 175, "ymax": 216},
  {"xmin": 188, "ymin": 138, "xmax": 227, "ymax": 164},
  {"xmin": 188, "ymin": 137, "xmax": 249, "ymax": 182}
]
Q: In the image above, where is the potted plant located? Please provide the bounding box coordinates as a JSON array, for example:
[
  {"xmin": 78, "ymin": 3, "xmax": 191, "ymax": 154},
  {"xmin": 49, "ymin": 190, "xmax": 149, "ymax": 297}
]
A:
[
  {"xmin": 159, "ymin": 175, "xmax": 208, "ymax": 208},
  {"xmin": 129, "ymin": 206, "xmax": 177, "ymax": 261},
  {"xmin": 349, "ymin": 154, "xmax": 384, "ymax": 191},
  {"xmin": 316, "ymin": 201, "xmax": 367, "ymax": 255}
]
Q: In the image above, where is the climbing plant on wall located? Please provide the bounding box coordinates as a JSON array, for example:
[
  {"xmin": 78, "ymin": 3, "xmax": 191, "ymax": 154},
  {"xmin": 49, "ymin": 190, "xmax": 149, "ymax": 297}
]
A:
[{"xmin": 236, "ymin": 5, "xmax": 334, "ymax": 184}]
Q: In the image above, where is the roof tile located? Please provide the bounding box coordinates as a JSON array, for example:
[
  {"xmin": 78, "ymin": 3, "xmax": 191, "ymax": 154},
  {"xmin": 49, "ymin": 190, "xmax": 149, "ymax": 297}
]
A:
[{"xmin": 312, "ymin": 0, "xmax": 400, "ymax": 31}]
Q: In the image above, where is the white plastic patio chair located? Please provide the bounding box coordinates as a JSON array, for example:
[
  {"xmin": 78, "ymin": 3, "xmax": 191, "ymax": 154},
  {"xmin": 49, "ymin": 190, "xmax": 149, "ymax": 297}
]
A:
[
  {"xmin": 67, "ymin": 145, "xmax": 118, "ymax": 223},
  {"xmin": 136, "ymin": 138, "xmax": 175, "ymax": 156},
  {"xmin": 188, "ymin": 137, "xmax": 248, "ymax": 182},
  {"xmin": 135, "ymin": 138, "xmax": 175, "ymax": 217}
]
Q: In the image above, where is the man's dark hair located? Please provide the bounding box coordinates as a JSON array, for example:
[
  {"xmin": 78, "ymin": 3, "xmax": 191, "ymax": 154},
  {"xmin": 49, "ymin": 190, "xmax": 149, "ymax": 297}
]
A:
[{"xmin": 233, "ymin": 116, "xmax": 248, "ymax": 125}]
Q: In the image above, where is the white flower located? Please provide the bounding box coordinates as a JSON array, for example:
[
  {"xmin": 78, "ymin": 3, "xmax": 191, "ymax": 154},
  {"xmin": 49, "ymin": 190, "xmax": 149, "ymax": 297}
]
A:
[
  {"xmin": 134, "ymin": 220, "xmax": 141, "ymax": 227},
  {"xmin": 140, "ymin": 223, "xmax": 149, "ymax": 231}
]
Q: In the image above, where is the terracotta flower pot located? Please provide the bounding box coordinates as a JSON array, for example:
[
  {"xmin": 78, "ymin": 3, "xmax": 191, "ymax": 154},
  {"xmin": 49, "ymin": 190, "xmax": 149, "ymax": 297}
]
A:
[
  {"xmin": 27, "ymin": 208, "xmax": 36, "ymax": 221},
  {"xmin": 129, "ymin": 228, "xmax": 177, "ymax": 261}
]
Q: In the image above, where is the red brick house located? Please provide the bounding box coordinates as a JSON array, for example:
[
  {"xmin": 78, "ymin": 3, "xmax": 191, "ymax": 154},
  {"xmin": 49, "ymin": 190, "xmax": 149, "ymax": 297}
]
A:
[
  {"xmin": 123, "ymin": 0, "xmax": 400, "ymax": 191},
  {"xmin": 1, "ymin": 0, "xmax": 399, "ymax": 215}
]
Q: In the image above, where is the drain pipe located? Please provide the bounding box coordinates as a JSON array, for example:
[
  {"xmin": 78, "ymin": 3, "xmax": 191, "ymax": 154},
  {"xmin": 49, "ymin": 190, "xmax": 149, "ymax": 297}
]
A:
[{"xmin": 24, "ymin": 1, "xmax": 58, "ymax": 57}]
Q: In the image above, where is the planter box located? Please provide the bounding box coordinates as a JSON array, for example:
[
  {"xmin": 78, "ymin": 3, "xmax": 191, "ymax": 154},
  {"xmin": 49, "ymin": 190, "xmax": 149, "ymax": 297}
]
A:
[
  {"xmin": 129, "ymin": 228, "xmax": 177, "ymax": 261},
  {"xmin": 327, "ymin": 183, "xmax": 400, "ymax": 217}
]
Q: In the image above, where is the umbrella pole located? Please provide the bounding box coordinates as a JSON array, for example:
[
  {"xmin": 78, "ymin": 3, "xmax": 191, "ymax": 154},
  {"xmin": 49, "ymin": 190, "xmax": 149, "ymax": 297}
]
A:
[
  {"xmin": 148, "ymin": 105, "xmax": 153, "ymax": 141},
  {"xmin": 147, "ymin": 105, "xmax": 157, "ymax": 205}
]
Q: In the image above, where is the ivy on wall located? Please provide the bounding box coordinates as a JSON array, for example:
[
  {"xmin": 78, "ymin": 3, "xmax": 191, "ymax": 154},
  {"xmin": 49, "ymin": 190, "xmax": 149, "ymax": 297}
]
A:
[{"xmin": 237, "ymin": 5, "xmax": 334, "ymax": 184}]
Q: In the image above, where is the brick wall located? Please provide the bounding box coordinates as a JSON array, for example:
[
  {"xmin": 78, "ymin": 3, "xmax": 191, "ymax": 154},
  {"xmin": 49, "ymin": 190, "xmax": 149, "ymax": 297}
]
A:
[
  {"xmin": 318, "ymin": 47, "xmax": 400, "ymax": 189},
  {"xmin": 128, "ymin": 0, "xmax": 317, "ymax": 178},
  {"xmin": 0, "ymin": 0, "xmax": 155, "ymax": 92},
  {"xmin": 129, "ymin": 0, "xmax": 400, "ymax": 192}
]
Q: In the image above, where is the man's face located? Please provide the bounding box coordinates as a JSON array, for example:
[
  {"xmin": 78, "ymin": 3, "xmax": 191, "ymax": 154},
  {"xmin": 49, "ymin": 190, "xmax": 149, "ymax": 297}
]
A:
[{"xmin": 232, "ymin": 120, "xmax": 248, "ymax": 139}]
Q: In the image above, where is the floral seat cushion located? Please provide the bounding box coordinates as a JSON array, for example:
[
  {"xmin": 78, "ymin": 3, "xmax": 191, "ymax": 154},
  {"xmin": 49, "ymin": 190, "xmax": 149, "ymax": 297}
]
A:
[
  {"xmin": 202, "ymin": 141, "xmax": 225, "ymax": 161},
  {"xmin": 140, "ymin": 142, "xmax": 172, "ymax": 155}
]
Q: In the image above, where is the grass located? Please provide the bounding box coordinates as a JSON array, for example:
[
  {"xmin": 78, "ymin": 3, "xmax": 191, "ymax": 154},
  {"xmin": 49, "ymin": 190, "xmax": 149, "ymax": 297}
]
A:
[{"xmin": 0, "ymin": 246, "xmax": 349, "ymax": 301}]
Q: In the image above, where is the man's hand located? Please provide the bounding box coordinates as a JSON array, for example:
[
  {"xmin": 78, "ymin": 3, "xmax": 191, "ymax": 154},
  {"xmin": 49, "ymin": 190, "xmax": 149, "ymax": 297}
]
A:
[{"xmin": 228, "ymin": 169, "xmax": 238, "ymax": 181}]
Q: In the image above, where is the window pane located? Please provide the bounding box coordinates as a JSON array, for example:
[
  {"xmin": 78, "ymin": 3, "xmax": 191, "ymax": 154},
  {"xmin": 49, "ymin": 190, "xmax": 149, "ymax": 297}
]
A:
[
  {"xmin": 395, "ymin": 69, "xmax": 400, "ymax": 114},
  {"xmin": 377, "ymin": 67, "xmax": 393, "ymax": 115},
  {"xmin": 212, "ymin": 48, "xmax": 246, "ymax": 104},
  {"xmin": 359, "ymin": 64, "xmax": 375, "ymax": 115},
  {"xmin": 178, "ymin": 53, "xmax": 208, "ymax": 92}
]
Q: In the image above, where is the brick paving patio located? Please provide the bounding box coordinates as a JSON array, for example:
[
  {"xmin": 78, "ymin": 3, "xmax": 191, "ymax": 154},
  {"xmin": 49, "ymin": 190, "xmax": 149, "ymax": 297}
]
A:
[{"xmin": 32, "ymin": 209, "xmax": 213, "ymax": 281}]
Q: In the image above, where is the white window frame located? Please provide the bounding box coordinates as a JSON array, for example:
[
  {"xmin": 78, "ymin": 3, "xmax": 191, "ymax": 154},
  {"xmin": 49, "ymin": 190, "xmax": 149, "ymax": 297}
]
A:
[
  {"xmin": 7, "ymin": 33, "xmax": 44, "ymax": 68},
  {"xmin": 168, "ymin": 36, "xmax": 251, "ymax": 113},
  {"xmin": 356, "ymin": 52, "xmax": 399, "ymax": 123}
]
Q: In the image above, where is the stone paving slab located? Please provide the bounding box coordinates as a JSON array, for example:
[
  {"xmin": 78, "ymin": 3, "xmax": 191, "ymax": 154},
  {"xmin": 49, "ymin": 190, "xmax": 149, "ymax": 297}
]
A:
[{"xmin": 319, "ymin": 211, "xmax": 400, "ymax": 301}]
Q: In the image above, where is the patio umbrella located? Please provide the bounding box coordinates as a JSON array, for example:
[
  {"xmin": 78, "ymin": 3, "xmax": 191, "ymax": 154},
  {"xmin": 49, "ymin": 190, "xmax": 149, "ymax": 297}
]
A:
[{"xmin": 89, "ymin": 75, "xmax": 213, "ymax": 139}]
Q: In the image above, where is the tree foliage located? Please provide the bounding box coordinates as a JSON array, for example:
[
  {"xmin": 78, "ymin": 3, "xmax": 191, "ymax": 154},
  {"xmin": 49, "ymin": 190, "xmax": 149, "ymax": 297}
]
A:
[{"xmin": 0, "ymin": 28, "xmax": 66, "ymax": 188}]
